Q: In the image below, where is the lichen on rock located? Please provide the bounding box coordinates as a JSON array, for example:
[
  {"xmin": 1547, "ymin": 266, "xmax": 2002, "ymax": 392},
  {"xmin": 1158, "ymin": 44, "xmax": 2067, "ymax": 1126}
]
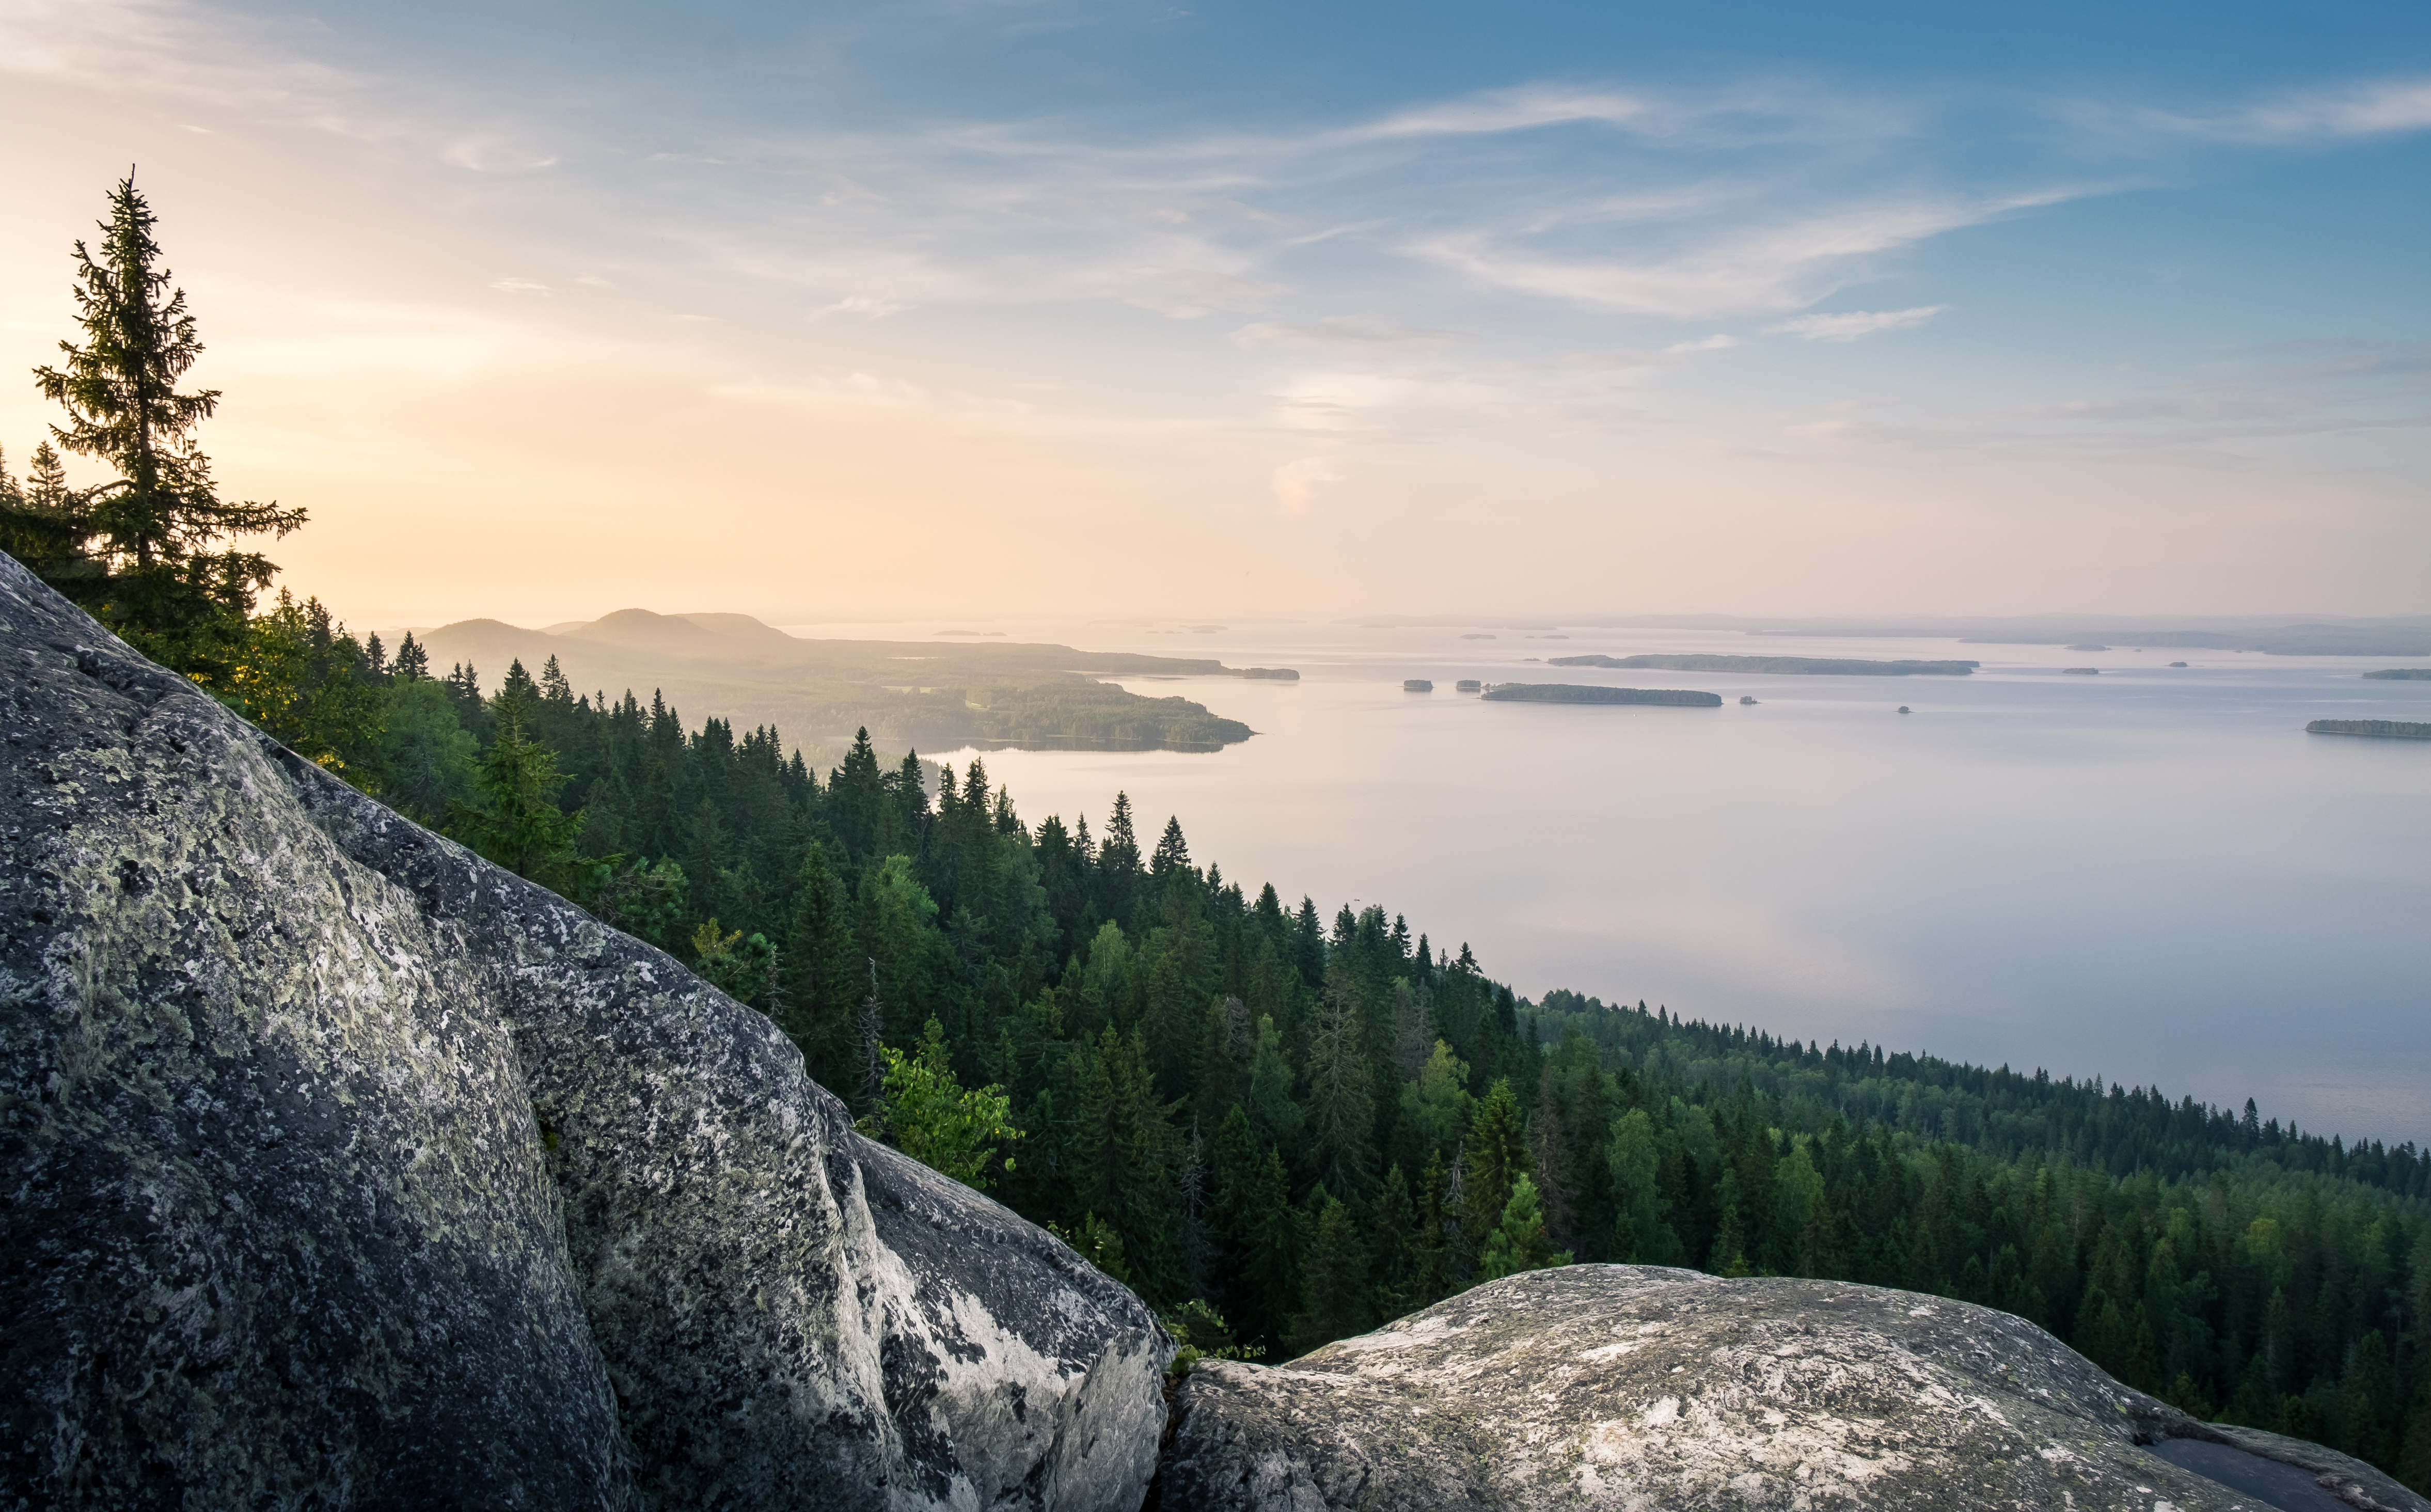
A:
[{"xmin": 1158, "ymin": 1265, "xmax": 2429, "ymax": 1511}]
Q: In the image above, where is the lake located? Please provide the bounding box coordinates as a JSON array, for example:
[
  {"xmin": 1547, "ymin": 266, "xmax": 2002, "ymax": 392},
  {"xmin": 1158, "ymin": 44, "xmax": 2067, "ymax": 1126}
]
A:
[{"xmin": 792, "ymin": 619, "xmax": 2431, "ymax": 1146}]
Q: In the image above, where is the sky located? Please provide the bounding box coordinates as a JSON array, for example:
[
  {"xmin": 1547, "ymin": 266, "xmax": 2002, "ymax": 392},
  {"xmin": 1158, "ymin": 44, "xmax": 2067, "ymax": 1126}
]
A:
[{"xmin": 1, "ymin": 0, "xmax": 2426, "ymax": 626}]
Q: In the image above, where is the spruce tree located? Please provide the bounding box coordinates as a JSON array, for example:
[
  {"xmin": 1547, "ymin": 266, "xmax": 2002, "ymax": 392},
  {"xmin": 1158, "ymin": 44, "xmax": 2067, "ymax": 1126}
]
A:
[
  {"xmin": 451, "ymin": 691, "xmax": 582, "ymax": 884},
  {"xmin": 29, "ymin": 174, "xmax": 305, "ymax": 672},
  {"xmin": 1463, "ymin": 1078, "xmax": 1526, "ymax": 1253},
  {"xmin": 0, "ymin": 441, "xmax": 96, "ymax": 590},
  {"xmin": 1289, "ymin": 1190, "xmax": 1370, "ymax": 1354},
  {"xmin": 1302, "ymin": 987, "xmax": 1376, "ymax": 1199},
  {"xmin": 783, "ymin": 842, "xmax": 861, "ymax": 1086}
]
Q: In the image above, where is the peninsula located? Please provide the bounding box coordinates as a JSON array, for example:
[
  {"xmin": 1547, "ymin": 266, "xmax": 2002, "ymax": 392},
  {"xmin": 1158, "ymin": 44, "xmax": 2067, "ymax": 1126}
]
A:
[
  {"xmin": 1481, "ymin": 683, "xmax": 1724, "ymax": 706},
  {"xmin": 1549, "ymin": 653, "xmax": 1978, "ymax": 676},
  {"xmin": 414, "ymin": 609, "xmax": 1270, "ymax": 754}
]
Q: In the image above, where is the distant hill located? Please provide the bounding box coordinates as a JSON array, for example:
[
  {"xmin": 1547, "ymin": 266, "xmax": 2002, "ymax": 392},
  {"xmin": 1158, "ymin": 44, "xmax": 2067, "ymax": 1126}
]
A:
[
  {"xmin": 1551, "ymin": 653, "xmax": 1978, "ymax": 676},
  {"xmin": 407, "ymin": 609, "xmax": 1282, "ymax": 755}
]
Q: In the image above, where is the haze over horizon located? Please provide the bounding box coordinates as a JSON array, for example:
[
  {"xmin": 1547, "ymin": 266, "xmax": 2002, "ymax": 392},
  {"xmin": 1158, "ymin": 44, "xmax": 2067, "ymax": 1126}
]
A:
[{"xmin": 4, "ymin": 0, "xmax": 2427, "ymax": 628}]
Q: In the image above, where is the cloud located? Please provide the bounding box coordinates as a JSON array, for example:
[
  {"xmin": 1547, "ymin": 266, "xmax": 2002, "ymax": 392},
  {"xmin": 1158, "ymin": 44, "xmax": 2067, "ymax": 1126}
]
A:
[
  {"xmin": 1231, "ymin": 316, "xmax": 1455, "ymax": 352},
  {"xmin": 2195, "ymin": 78, "xmax": 2431, "ymax": 143},
  {"xmin": 1664, "ymin": 334, "xmax": 1739, "ymax": 354},
  {"xmin": 1272, "ymin": 456, "xmax": 1343, "ymax": 510},
  {"xmin": 1351, "ymin": 86, "xmax": 1659, "ymax": 141},
  {"xmin": 810, "ymin": 294, "xmax": 910, "ymax": 320},
  {"xmin": 1411, "ymin": 195, "xmax": 2061, "ymax": 318},
  {"xmin": 1769, "ymin": 305, "xmax": 1949, "ymax": 341},
  {"xmin": 488, "ymin": 277, "xmax": 550, "ymax": 294}
]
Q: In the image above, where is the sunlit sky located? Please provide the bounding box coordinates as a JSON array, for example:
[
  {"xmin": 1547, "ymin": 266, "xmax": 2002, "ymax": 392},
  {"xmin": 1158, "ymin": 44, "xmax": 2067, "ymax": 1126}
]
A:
[{"xmin": 3, "ymin": 0, "xmax": 2426, "ymax": 626}]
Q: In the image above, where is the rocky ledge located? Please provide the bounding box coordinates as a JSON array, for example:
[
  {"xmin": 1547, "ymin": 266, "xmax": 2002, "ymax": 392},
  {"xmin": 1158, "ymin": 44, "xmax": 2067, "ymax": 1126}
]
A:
[
  {"xmin": 1158, "ymin": 1266, "xmax": 2427, "ymax": 1512},
  {"xmin": 0, "ymin": 555, "xmax": 1166, "ymax": 1510}
]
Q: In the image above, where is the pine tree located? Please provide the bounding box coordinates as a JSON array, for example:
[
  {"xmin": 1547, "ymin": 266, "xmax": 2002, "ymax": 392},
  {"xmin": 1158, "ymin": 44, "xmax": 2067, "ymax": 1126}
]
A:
[
  {"xmin": 1476, "ymin": 1173, "xmax": 1568, "ymax": 1281},
  {"xmin": 29, "ymin": 175, "xmax": 306, "ymax": 672}
]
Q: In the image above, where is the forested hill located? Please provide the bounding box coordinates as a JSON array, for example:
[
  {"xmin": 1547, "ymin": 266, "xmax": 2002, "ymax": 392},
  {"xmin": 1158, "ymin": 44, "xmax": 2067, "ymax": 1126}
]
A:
[
  {"xmin": 251, "ymin": 631, "xmax": 2431, "ymax": 1490},
  {"xmin": 1530, "ymin": 990, "xmax": 2427, "ymax": 1197}
]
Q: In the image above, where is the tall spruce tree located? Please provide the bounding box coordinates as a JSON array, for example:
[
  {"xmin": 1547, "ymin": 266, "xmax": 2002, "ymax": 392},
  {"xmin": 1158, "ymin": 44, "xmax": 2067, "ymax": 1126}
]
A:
[{"xmin": 28, "ymin": 175, "xmax": 305, "ymax": 673}]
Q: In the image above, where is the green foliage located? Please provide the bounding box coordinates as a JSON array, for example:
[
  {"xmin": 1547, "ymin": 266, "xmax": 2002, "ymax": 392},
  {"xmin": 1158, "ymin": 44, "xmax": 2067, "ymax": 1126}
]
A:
[
  {"xmin": 217, "ymin": 590, "xmax": 384, "ymax": 774},
  {"xmin": 690, "ymin": 918, "xmax": 778, "ymax": 1008},
  {"xmin": 1477, "ymin": 1174, "xmax": 1570, "ymax": 1281},
  {"xmin": 449, "ymin": 692, "xmax": 582, "ymax": 885},
  {"xmin": 370, "ymin": 679, "xmax": 479, "ymax": 822},
  {"xmin": 1049, "ymin": 1212, "xmax": 1130, "ymax": 1284},
  {"xmin": 20, "ymin": 176, "xmax": 305, "ymax": 675},
  {"xmin": 1162, "ymin": 1298, "xmax": 1265, "ymax": 1380},
  {"xmin": 861, "ymin": 1018, "xmax": 1023, "ymax": 1191},
  {"xmin": 585, "ymin": 857, "xmax": 690, "ymax": 948}
]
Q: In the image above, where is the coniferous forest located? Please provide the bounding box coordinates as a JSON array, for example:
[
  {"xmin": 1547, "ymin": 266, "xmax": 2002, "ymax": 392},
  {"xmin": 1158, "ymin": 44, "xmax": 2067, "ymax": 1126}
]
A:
[{"xmin": 7, "ymin": 173, "xmax": 2431, "ymax": 1497}]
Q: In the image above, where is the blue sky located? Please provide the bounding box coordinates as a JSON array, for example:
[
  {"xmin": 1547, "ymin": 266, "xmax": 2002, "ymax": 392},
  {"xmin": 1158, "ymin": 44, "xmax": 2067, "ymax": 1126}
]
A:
[{"xmin": 0, "ymin": 0, "xmax": 2424, "ymax": 622}]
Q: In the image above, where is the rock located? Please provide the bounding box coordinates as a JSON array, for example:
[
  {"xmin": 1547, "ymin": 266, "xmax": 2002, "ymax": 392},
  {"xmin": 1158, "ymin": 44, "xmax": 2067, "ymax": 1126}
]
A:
[
  {"xmin": 1156, "ymin": 1266, "xmax": 2427, "ymax": 1512},
  {"xmin": 0, "ymin": 555, "xmax": 1166, "ymax": 1510}
]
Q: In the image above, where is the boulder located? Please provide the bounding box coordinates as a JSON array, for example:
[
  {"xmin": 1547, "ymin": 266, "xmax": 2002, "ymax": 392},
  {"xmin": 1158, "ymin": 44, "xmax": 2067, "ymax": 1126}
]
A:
[
  {"xmin": 0, "ymin": 555, "xmax": 1166, "ymax": 1510},
  {"xmin": 1157, "ymin": 1266, "xmax": 2429, "ymax": 1511}
]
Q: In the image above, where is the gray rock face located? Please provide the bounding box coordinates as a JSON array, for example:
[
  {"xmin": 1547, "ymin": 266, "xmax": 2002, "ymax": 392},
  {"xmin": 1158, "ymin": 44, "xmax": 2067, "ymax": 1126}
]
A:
[
  {"xmin": 1159, "ymin": 1266, "xmax": 2428, "ymax": 1512},
  {"xmin": 0, "ymin": 555, "xmax": 1167, "ymax": 1510}
]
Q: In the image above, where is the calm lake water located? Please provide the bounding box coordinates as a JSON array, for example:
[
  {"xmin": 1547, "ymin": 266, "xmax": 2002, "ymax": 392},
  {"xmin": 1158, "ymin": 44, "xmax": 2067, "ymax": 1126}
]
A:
[{"xmin": 792, "ymin": 619, "xmax": 2431, "ymax": 1147}]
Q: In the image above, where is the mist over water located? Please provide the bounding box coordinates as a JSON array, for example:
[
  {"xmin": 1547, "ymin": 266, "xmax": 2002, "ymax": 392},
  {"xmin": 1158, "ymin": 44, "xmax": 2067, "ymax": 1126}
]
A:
[{"xmin": 801, "ymin": 619, "xmax": 2431, "ymax": 1147}]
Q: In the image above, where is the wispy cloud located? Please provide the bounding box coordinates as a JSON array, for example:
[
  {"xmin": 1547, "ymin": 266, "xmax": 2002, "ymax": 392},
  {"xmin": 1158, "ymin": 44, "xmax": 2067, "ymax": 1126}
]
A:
[
  {"xmin": 1350, "ymin": 86, "xmax": 1659, "ymax": 140},
  {"xmin": 2172, "ymin": 77, "xmax": 2431, "ymax": 143},
  {"xmin": 1410, "ymin": 195, "xmax": 2054, "ymax": 318},
  {"xmin": 1232, "ymin": 316, "xmax": 1456, "ymax": 352},
  {"xmin": 1272, "ymin": 455, "xmax": 1343, "ymax": 509},
  {"xmin": 1770, "ymin": 305, "xmax": 1949, "ymax": 341}
]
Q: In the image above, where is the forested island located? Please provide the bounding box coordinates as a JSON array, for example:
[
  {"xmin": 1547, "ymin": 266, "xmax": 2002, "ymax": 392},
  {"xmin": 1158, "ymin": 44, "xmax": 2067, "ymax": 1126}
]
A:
[
  {"xmin": 2307, "ymin": 719, "xmax": 2431, "ymax": 740},
  {"xmin": 2363, "ymin": 669, "xmax": 2431, "ymax": 680},
  {"xmin": 1481, "ymin": 683, "xmax": 1725, "ymax": 706},
  {"xmin": 1551, "ymin": 653, "xmax": 1980, "ymax": 676}
]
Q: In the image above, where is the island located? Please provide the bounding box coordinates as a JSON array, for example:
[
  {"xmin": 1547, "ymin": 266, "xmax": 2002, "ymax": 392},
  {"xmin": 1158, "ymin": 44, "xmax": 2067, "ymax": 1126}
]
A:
[
  {"xmin": 1480, "ymin": 683, "xmax": 1723, "ymax": 707},
  {"xmin": 2066, "ymin": 643, "xmax": 2110, "ymax": 651},
  {"xmin": 2362, "ymin": 668, "xmax": 2431, "ymax": 680},
  {"xmin": 1455, "ymin": 679, "xmax": 1482, "ymax": 692},
  {"xmin": 1403, "ymin": 679, "xmax": 1434, "ymax": 692},
  {"xmin": 2061, "ymin": 667, "xmax": 2100, "ymax": 675},
  {"xmin": 1234, "ymin": 667, "xmax": 1300, "ymax": 680},
  {"xmin": 1548, "ymin": 653, "xmax": 1977, "ymax": 676},
  {"xmin": 2306, "ymin": 719, "xmax": 2431, "ymax": 740}
]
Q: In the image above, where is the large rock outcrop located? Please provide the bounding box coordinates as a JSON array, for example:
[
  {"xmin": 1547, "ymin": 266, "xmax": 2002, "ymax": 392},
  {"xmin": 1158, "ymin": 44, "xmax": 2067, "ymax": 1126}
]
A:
[
  {"xmin": 0, "ymin": 555, "xmax": 1167, "ymax": 1510},
  {"xmin": 1158, "ymin": 1266, "xmax": 2428, "ymax": 1512}
]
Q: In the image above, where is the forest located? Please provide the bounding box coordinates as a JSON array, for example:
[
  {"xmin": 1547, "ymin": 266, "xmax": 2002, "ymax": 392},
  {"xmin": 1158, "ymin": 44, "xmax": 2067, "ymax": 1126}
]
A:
[{"xmin": 6, "ymin": 171, "xmax": 2430, "ymax": 1495}]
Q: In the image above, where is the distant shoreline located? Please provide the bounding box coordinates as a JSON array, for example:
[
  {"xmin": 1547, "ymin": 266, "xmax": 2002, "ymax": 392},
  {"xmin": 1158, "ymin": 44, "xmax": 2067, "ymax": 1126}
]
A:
[{"xmin": 1550, "ymin": 653, "xmax": 1978, "ymax": 676}]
